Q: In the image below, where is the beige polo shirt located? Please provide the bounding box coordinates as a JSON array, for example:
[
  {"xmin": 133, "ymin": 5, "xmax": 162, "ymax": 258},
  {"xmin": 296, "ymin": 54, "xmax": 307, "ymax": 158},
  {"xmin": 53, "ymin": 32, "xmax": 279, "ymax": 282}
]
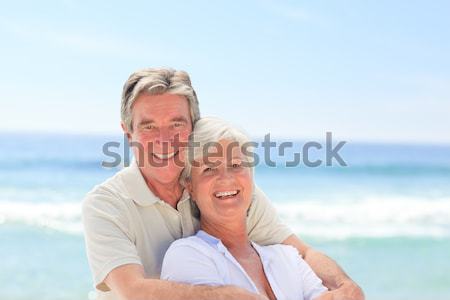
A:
[{"xmin": 82, "ymin": 160, "xmax": 293, "ymax": 300}]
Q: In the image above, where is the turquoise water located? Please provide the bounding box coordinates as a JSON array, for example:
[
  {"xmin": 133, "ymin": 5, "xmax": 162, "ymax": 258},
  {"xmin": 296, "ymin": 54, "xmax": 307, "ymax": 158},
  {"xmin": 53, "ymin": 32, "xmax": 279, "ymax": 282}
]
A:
[{"xmin": 1, "ymin": 133, "xmax": 450, "ymax": 299}]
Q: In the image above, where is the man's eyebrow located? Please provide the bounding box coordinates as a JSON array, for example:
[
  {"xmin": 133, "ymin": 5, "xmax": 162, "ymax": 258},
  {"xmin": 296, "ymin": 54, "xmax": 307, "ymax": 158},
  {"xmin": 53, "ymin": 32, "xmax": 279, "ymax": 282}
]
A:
[
  {"xmin": 137, "ymin": 116, "xmax": 189, "ymax": 127},
  {"xmin": 171, "ymin": 116, "xmax": 189, "ymax": 123},
  {"xmin": 137, "ymin": 118, "xmax": 155, "ymax": 126}
]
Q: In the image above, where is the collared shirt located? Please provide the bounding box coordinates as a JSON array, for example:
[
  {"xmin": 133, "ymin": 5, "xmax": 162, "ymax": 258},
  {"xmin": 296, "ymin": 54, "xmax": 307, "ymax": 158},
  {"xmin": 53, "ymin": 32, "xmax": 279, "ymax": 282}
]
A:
[
  {"xmin": 82, "ymin": 160, "xmax": 293, "ymax": 300},
  {"xmin": 161, "ymin": 230, "xmax": 327, "ymax": 300}
]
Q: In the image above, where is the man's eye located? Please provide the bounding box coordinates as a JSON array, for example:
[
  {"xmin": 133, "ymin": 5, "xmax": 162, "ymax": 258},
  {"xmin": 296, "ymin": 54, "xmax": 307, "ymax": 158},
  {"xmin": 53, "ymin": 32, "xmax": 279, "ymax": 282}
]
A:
[
  {"xmin": 143, "ymin": 125, "xmax": 156, "ymax": 130},
  {"xmin": 203, "ymin": 167, "xmax": 213, "ymax": 173},
  {"xmin": 231, "ymin": 162, "xmax": 242, "ymax": 168},
  {"xmin": 173, "ymin": 122, "xmax": 183, "ymax": 128}
]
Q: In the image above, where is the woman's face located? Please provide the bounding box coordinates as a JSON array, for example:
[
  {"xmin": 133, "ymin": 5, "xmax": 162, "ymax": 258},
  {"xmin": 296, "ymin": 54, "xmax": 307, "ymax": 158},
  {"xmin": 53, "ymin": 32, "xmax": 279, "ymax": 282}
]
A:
[{"xmin": 188, "ymin": 139, "xmax": 253, "ymax": 223}]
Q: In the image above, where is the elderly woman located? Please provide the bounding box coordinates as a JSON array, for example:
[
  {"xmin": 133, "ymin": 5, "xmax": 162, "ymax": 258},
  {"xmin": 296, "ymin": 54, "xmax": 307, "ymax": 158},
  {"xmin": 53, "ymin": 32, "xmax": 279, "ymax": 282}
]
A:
[{"xmin": 161, "ymin": 118, "xmax": 327, "ymax": 300}]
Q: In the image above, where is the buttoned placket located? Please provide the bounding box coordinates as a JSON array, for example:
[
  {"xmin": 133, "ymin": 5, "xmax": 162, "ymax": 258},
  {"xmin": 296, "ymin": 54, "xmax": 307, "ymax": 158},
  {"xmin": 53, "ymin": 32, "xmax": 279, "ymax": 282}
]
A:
[
  {"xmin": 154, "ymin": 191, "xmax": 196, "ymax": 240},
  {"xmin": 151, "ymin": 199, "xmax": 182, "ymax": 240},
  {"xmin": 216, "ymin": 242, "xmax": 261, "ymax": 295},
  {"xmin": 199, "ymin": 232, "xmax": 286, "ymax": 300},
  {"xmin": 252, "ymin": 243, "xmax": 286, "ymax": 300}
]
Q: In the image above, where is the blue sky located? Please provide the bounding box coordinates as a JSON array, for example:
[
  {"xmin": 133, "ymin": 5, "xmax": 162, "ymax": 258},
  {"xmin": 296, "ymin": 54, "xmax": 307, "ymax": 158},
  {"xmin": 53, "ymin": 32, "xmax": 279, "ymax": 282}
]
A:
[{"xmin": 1, "ymin": 0, "xmax": 449, "ymax": 144}]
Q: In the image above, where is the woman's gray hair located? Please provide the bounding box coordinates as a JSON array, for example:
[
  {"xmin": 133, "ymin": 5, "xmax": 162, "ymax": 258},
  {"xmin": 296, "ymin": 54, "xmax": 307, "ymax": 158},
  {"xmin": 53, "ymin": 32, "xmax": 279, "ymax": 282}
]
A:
[
  {"xmin": 121, "ymin": 67, "xmax": 200, "ymax": 132},
  {"xmin": 180, "ymin": 117, "xmax": 255, "ymax": 185}
]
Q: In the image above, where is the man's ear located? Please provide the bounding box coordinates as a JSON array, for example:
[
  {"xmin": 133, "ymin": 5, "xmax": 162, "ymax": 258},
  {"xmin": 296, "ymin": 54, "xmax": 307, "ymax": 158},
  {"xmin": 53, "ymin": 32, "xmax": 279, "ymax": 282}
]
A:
[{"xmin": 121, "ymin": 122, "xmax": 132, "ymax": 142}]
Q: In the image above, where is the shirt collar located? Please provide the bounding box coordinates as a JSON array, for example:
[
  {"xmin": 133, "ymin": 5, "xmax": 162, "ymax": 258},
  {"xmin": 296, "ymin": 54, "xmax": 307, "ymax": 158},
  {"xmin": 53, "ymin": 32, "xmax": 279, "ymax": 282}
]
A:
[
  {"xmin": 121, "ymin": 159, "xmax": 159, "ymax": 206},
  {"xmin": 122, "ymin": 159, "xmax": 191, "ymax": 207},
  {"xmin": 196, "ymin": 230, "xmax": 221, "ymax": 246},
  {"xmin": 196, "ymin": 230, "xmax": 275, "ymax": 264}
]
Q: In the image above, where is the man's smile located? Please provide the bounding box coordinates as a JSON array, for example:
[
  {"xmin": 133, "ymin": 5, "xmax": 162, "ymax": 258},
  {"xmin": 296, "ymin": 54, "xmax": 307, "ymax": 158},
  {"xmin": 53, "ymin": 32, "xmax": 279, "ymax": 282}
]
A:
[
  {"xmin": 213, "ymin": 189, "xmax": 240, "ymax": 200},
  {"xmin": 152, "ymin": 151, "xmax": 179, "ymax": 160}
]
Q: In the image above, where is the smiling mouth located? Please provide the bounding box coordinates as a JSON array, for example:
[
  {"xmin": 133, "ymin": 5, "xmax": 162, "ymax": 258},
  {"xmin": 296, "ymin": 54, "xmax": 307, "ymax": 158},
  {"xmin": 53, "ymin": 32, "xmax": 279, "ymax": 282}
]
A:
[
  {"xmin": 214, "ymin": 190, "xmax": 240, "ymax": 199},
  {"xmin": 152, "ymin": 151, "xmax": 178, "ymax": 160}
]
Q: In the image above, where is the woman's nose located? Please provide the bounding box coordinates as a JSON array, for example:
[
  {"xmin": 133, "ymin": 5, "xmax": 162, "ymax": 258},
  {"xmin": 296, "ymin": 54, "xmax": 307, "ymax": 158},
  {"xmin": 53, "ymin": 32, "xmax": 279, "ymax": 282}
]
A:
[{"xmin": 216, "ymin": 166, "xmax": 234, "ymax": 181}]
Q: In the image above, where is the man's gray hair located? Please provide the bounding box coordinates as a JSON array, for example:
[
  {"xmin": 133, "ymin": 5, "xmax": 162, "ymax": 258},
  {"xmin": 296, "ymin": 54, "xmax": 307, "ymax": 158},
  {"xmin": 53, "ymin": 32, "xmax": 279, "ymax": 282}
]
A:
[
  {"xmin": 121, "ymin": 67, "xmax": 200, "ymax": 132},
  {"xmin": 180, "ymin": 117, "xmax": 254, "ymax": 185}
]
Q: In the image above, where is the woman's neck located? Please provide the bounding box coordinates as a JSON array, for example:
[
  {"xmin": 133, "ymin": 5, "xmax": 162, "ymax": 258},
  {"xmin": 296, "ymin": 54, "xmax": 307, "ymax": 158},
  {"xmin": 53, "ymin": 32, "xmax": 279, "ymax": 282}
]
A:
[{"xmin": 201, "ymin": 217, "xmax": 250, "ymax": 250}]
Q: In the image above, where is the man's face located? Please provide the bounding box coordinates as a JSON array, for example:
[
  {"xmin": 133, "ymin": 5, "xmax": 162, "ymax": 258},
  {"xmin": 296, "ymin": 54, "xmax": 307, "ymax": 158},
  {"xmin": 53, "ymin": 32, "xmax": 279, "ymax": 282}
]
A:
[{"xmin": 125, "ymin": 93, "xmax": 192, "ymax": 185}]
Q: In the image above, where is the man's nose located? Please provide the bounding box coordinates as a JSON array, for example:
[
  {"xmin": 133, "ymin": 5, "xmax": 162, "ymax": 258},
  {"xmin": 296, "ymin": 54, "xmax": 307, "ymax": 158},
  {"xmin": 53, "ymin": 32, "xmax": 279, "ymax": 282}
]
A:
[{"xmin": 156, "ymin": 127, "xmax": 173, "ymax": 145}]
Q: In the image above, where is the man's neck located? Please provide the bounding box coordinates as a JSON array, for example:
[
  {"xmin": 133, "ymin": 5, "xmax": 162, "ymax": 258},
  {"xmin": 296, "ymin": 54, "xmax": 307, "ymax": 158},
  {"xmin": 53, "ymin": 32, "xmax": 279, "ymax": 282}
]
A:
[{"xmin": 143, "ymin": 175, "xmax": 184, "ymax": 209}]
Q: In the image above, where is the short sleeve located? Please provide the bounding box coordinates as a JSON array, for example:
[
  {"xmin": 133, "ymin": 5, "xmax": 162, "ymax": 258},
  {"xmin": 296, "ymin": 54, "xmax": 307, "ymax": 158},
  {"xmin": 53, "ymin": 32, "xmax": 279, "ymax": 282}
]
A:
[
  {"xmin": 82, "ymin": 187, "xmax": 142, "ymax": 291},
  {"xmin": 161, "ymin": 239, "xmax": 224, "ymax": 286},
  {"xmin": 246, "ymin": 184, "xmax": 293, "ymax": 246}
]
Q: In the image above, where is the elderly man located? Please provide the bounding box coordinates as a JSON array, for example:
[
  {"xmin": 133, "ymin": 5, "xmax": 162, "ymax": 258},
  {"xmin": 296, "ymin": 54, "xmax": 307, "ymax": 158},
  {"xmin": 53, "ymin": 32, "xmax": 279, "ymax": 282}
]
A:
[{"xmin": 82, "ymin": 68, "xmax": 364, "ymax": 300}]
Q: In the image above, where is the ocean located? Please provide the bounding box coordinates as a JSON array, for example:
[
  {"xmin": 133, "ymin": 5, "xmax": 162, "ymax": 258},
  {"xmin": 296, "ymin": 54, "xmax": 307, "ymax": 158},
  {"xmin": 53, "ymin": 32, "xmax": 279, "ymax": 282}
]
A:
[{"xmin": 1, "ymin": 132, "xmax": 449, "ymax": 300}]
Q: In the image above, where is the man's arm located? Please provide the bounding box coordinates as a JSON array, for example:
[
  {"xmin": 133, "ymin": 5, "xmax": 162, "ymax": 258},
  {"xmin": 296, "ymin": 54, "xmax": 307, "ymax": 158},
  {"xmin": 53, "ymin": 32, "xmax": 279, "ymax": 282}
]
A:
[
  {"xmin": 283, "ymin": 234, "xmax": 365, "ymax": 300},
  {"xmin": 82, "ymin": 189, "xmax": 267, "ymax": 300},
  {"xmin": 105, "ymin": 264, "xmax": 267, "ymax": 300}
]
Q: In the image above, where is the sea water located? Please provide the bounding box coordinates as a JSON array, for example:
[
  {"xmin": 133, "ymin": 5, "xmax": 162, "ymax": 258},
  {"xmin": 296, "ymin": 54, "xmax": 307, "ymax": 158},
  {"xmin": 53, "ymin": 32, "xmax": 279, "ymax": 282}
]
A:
[{"xmin": 1, "ymin": 133, "xmax": 449, "ymax": 300}]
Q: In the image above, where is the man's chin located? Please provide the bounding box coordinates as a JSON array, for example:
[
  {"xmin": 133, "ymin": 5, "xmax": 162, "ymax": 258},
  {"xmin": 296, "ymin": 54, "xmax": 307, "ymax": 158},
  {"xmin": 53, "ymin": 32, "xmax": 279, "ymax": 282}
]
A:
[{"xmin": 144, "ymin": 167, "xmax": 183, "ymax": 185}]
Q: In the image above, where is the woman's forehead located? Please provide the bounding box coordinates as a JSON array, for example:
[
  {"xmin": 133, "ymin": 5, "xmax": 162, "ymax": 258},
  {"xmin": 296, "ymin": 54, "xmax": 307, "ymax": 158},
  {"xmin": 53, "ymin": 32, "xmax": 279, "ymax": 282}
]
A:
[
  {"xmin": 194, "ymin": 152, "xmax": 244, "ymax": 166},
  {"xmin": 193, "ymin": 144, "xmax": 244, "ymax": 165}
]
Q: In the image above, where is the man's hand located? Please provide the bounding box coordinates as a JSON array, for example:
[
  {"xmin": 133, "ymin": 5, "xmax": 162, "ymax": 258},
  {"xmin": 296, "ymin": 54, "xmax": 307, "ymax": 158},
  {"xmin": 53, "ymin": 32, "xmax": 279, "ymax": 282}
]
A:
[
  {"xmin": 331, "ymin": 280, "xmax": 365, "ymax": 300},
  {"xmin": 313, "ymin": 291, "xmax": 333, "ymax": 300},
  {"xmin": 313, "ymin": 280, "xmax": 364, "ymax": 300}
]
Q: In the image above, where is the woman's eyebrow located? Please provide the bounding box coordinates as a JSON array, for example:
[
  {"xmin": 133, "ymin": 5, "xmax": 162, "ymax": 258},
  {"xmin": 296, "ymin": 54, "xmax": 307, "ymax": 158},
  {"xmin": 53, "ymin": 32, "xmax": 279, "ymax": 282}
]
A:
[{"xmin": 196, "ymin": 158, "xmax": 222, "ymax": 168}]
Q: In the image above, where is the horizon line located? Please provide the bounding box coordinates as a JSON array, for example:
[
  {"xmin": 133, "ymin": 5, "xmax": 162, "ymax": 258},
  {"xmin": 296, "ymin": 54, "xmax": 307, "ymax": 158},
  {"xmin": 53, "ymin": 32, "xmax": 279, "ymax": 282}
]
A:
[{"xmin": 1, "ymin": 129, "xmax": 450, "ymax": 148}]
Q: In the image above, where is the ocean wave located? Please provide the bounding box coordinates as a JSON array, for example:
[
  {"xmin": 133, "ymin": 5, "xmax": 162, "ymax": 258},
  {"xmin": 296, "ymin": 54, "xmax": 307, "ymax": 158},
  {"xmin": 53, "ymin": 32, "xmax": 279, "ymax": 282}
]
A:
[
  {"xmin": 275, "ymin": 196, "xmax": 450, "ymax": 239},
  {"xmin": 0, "ymin": 201, "xmax": 82, "ymax": 234},
  {"xmin": 1, "ymin": 196, "xmax": 450, "ymax": 239}
]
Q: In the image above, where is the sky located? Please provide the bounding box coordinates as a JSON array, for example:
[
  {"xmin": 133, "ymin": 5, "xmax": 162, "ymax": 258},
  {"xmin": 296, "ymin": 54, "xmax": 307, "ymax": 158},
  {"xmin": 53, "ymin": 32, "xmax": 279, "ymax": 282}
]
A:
[{"xmin": 1, "ymin": 0, "xmax": 449, "ymax": 144}]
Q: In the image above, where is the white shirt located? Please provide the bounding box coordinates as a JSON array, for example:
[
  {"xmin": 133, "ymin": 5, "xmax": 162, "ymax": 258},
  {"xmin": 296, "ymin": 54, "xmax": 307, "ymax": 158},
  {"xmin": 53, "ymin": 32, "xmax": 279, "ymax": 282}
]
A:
[{"xmin": 161, "ymin": 230, "xmax": 327, "ymax": 300}]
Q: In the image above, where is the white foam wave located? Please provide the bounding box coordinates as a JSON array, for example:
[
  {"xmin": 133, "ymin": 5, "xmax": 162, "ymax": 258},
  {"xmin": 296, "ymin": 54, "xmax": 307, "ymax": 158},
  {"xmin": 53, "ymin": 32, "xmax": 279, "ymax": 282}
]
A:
[
  {"xmin": 275, "ymin": 196, "xmax": 450, "ymax": 239},
  {"xmin": 1, "ymin": 196, "xmax": 450, "ymax": 239},
  {"xmin": 0, "ymin": 201, "xmax": 82, "ymax": 234}
]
